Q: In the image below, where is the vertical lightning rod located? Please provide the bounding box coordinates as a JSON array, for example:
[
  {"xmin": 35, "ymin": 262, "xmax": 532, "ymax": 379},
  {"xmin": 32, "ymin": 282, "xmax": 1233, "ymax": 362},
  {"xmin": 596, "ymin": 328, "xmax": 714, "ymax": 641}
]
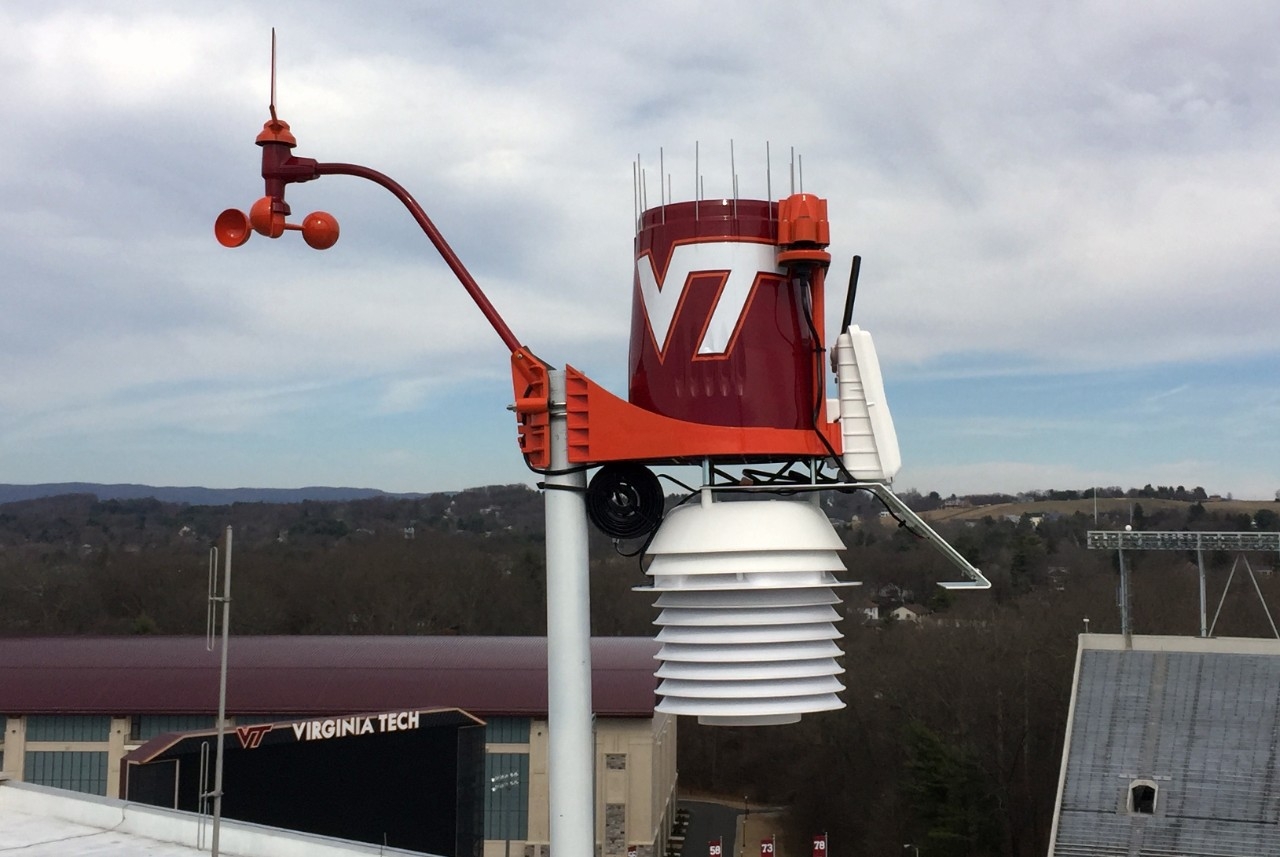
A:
[{"xmin": 268, "ymin": 29, "xmax": 278, "ymax": 121}]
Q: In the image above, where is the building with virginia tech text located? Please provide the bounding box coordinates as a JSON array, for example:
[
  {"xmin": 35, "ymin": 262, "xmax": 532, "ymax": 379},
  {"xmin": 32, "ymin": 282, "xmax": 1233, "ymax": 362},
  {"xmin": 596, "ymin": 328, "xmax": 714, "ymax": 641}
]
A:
[{"xmin": 0, "ymin": 635, "xmax": 677, "ymax": 857}]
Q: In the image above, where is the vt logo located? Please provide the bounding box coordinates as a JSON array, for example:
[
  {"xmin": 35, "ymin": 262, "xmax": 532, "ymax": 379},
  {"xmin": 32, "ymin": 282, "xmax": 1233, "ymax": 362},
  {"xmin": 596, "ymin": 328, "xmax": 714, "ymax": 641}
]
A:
[
  {"xmin": 636, "ymin": 240, "xmax": 779, "ymax": 357},
  {"xmin": 235, "ymin": 723, "xmax": 273, "ymax": 749}
]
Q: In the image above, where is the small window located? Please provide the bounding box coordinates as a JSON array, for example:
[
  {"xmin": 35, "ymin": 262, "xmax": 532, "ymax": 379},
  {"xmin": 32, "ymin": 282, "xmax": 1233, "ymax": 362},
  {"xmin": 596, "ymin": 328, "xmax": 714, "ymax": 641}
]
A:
[
  {"xmin": 1129, "ymin": 779, "xmax": 1157, "ymax": 814},
  {"xmin": 25, "ymin": 750, "xmax": 109, "ymax": 795},
  {"xmin": 484, "ymin": 752, "xmax": 530, "ymax": 839},
  {"xmin": 485, "ymin": 717, "xmax": 531, "ymax": 745},
  {"xmin": 26, "ymin": 715, "xmax": 110, "ymax": 743}
]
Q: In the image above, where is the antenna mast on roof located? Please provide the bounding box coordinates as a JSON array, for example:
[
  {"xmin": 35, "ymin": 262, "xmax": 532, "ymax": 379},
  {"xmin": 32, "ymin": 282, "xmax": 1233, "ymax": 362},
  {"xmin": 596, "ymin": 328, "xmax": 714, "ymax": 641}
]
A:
[{"xmin": 200, "ymin": 527, "xmax": 233, "ymax": 857}]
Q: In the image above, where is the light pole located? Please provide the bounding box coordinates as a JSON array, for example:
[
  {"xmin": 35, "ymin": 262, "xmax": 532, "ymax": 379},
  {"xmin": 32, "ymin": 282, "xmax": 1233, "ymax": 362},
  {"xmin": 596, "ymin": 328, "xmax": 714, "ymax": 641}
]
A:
[{"xmin": 903, "ymin": 844, "xmax": 919, "ymax": 857}]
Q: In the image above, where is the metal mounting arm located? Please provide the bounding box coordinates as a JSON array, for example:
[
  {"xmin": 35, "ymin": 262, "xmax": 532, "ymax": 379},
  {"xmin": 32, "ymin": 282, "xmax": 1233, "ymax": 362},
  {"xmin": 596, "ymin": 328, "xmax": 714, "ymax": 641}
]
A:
[
  {"xmin": 860, "ymin": 483, "xmax": 991, "ymax": 589},
  {"xmin": 216, "ymin": 118, "xmax": 524, "ymax": 354},
  {"xmin": 312, "ymin": 162, "xmax": 522, "ymax": 353}
]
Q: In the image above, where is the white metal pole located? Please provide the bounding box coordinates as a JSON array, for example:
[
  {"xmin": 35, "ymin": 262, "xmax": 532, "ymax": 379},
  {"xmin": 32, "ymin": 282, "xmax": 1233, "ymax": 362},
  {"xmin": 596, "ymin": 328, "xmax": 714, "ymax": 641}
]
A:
[
  {"xmin": 211, "ymin": 526, "xmax": 232, "ymax": 856},
  {"xmin": 544, "ymin": 370, "xmax": 595, "ymax": 857}
]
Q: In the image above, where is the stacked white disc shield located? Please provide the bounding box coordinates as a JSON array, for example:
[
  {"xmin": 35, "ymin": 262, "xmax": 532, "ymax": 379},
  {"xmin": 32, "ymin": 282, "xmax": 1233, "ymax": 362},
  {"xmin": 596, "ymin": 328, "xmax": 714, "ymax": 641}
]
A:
[{"xmin": 636, "ymin": 493, "xmax": 856, "ymax": 725}]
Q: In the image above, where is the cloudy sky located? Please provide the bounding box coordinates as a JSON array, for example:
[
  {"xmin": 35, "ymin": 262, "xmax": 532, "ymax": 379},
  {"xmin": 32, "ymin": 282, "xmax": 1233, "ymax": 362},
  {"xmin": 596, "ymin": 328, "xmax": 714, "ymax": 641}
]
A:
[{"xmin": 2, "ymin": 1, "xmax": 1279, "ymax": 499}]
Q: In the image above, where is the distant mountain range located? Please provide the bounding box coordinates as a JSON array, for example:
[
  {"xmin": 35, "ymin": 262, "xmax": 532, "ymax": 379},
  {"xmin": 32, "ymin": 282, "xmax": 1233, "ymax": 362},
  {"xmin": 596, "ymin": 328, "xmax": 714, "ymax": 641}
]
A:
[{"xmin": 0, "ymin": 483, "xmax": 430, "ymax": 506}]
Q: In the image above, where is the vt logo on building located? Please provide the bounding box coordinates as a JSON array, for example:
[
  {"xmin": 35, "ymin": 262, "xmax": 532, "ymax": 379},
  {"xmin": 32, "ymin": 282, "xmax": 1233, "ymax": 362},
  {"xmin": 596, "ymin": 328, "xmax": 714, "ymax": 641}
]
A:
[{"xmin": 235, "ymin": 723, "xmax": 273, "ymax": 749}]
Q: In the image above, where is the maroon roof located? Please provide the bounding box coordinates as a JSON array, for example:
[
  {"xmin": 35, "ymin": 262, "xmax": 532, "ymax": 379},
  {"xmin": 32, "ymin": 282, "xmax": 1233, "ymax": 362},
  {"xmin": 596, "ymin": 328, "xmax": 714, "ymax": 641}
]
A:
[{"xmin": 0, "ymin": 636, "xmax": 660, "ymax": 718}]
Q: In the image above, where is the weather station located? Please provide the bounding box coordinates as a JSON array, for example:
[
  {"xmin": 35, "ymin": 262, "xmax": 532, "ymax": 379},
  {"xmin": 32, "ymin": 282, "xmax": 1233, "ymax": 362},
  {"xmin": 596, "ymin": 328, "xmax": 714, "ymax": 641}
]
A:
[{"xmin": 215, "ymin": 33, "xmax": 989, "ymax": 857}]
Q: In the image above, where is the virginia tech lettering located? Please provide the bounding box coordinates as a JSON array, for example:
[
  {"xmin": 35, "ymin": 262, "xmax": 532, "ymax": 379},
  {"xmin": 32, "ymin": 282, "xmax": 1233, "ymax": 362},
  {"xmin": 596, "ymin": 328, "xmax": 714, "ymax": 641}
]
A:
[{"xmin": 291, "ymin": 711, "xmax": 421, "ymax": 742}]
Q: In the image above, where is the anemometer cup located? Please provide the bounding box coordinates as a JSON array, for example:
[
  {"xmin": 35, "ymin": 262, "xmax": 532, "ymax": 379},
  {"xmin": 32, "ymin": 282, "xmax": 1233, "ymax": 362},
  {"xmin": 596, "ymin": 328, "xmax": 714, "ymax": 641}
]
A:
[
  {"xmin": 249, "ymin": 196, "xmax": 286, "ymax": 238},
  {"xmin": 214, "ymin": 208, "xmax": 252, "ymax": 248},
  {"xmin": 301, "ymin": 211, "xmax": 340, "ymax": 249}
]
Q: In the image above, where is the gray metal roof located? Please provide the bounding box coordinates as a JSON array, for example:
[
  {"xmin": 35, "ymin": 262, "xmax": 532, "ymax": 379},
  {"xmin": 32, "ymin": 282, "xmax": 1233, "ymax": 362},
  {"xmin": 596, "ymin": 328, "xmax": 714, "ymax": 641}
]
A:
[{"xmin": 1049, "ymin": 634, "xmax": 1280, "ymax": 857}]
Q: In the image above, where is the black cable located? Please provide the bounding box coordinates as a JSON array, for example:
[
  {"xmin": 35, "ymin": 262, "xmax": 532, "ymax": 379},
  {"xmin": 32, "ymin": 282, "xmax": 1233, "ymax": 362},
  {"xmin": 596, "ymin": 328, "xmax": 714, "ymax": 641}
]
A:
[
  {"xmin": 795, "ymin": 266, "xmax": 858, "ymax": 485},
  {"xmin": 741, "ymin": 460, "xmax": 805, "ymax": 485},
  {"xmin": 742, "ymin": 466, "xmax": 810, "ymax": 485},
  {"xmin": 538, "ymin": 481, "xmax": 589, "ymax": 494},
  {"xmin": 657, "ymin": 472, "xmax": 698, "ymax": 494},
  {"xmin": 586, "ymin": 463, "xmax": 664, "ymax": 540},
  {"xmin": 525, "ymin": 462, "xmax": 591, "ymax": 477},
  {"xmin": 709, "ymin": 464, "xmax": 750, "ymax": 486},
  {"xmin": 616, "ymin": 527, "xmax": 659, "ymax": 559},
  {"xmin": 859, "ymin": 487, "xmax": 924, "ymax": 537},
  {"xmin": 623, "ymin": 481, "xmax": 701, "ymax": 569}
]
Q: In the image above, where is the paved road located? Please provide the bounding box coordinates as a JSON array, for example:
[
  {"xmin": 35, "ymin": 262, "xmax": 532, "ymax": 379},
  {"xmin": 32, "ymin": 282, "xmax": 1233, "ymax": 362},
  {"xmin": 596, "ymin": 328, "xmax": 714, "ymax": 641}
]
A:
[{"xmin": 678, "ymin": 799, "xmax": 742, "ymax": 857}]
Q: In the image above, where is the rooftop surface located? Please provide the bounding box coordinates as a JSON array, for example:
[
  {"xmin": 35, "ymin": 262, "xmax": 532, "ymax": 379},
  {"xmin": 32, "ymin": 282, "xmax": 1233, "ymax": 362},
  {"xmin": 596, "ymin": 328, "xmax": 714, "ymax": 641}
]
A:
[{"xmin": 0, "ymin": 778, "xmax": 433, "ymax": 857}]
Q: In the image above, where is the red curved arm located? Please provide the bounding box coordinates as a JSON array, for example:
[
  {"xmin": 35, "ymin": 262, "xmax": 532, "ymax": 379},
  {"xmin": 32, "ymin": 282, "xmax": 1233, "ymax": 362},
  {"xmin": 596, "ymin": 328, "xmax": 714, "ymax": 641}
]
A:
[{"xmin": 312, "ymin": 162, "xmax": 522, "ymax": 353}]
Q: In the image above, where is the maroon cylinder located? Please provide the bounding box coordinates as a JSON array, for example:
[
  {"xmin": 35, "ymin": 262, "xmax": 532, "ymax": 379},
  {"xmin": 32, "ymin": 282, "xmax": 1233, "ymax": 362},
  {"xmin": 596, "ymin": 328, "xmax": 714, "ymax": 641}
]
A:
[{"xmin": 628, "ymin": 199, "xmax": 820, "ymax": 430}]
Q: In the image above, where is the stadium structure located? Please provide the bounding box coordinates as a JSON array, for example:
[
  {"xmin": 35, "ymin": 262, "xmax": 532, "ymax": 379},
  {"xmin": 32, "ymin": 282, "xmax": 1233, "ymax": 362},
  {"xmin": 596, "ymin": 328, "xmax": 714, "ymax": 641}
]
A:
[{"xmin": 1048, "ymin": 633, "xmax": 1280, "ymax": 856}]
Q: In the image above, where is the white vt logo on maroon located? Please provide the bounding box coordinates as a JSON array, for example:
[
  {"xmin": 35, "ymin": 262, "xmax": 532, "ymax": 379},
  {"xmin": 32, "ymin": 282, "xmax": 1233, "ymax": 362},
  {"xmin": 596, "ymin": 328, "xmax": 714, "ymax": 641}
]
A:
[{"xmin": 636, "ymin": 241, "xmax": 779, "ymax": 357}]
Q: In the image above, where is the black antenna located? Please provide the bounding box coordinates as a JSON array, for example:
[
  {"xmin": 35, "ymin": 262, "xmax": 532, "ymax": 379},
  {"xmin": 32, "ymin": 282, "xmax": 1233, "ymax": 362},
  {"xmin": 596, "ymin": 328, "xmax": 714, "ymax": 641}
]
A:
[
  {"xmin": 840, "ymin": 255, "xmax": 862, "ymax": 331},
  {"xmin": 269, "ymin": 28, "xmax": 278, "ymax": 121}
]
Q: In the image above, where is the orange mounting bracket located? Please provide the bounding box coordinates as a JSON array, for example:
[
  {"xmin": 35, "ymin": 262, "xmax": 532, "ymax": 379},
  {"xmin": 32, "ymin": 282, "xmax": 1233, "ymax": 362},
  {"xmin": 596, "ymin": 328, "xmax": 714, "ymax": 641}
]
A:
[
  {"xmin": 563, "ymin": 368, "xmax": 842, "ymax": 466},
  {"xmin": 510, "ymin": 349, "xmax": 552, "ymax": 470}
]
